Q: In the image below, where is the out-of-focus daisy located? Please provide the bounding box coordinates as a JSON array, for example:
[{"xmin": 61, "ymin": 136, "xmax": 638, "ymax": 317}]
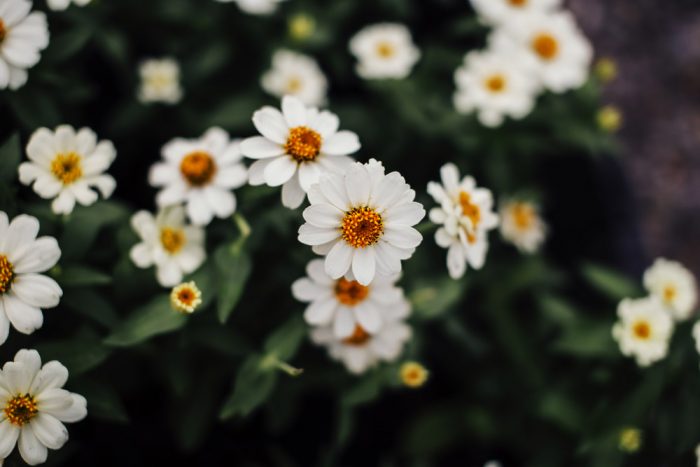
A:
[
  {"xmin": 241, "ymin": 95, "xmax": 360, "ymax": 209},
  {"xmin": 138, "ymin": 58, "xmax": 183, "ymax": 105},
  {"xmin": 298, "ymin": 159, "xmax": 425, "ymax": 285},
  {"xmin": 0, "ymin": 349, "xmax": 87, "ymax": 465},
  {"xmin": 597, "ymin": 105, "xmax": 623, "ymax": 133},
  {"xmin": 619, "ymin": 427, "xmax": 642, "ymax": 453},
  {"xmin": 292, "ymin": 258, "xmax": 409, "ymax": 338},
  {"xmin": 0, "ymin": 212, "xmax": 61, "ymax": 346},
  {"xmin": 19, "ymin": 125, "xmax": 116, "ymax": 215},
  {"xmin": 0, "ymin": 0, "xmax": 49, "ymax": 90},
  {"xmin": 170, "ymin": 281, "xmax": 202, "ymax": 314},
  {"xmin": 213, "ymin": 0, "xmax": 286, "ymax": 15},
  {"xmin": 149, "ymin": 127, "xmax": 247, "ymax": 226},
  {"xmin": 349, "ymin": 23, "xmax": 420, "ymax": 80},
  {"xmin": 46, "ymin": 0, "xmax": 91, "ymax": 11},
  {"xmin": 261, "ymin": 50, "xmax": 327, "ymax": 107},
  {"xmin": 130, "ymin": 206, "xmax": 205, "ymax": 288},
  {"xmin": 643, "ymin": 258, "xmax": 697, "ymax": 321},
  {"xmin": 288, "ymin": 13, "xmax": 315, "ymax": 41},
  {"xmin": 400, "ymin": 361, "xmax": 429, "ymax": 388},
  {"xmin": 428, "ymin": 163, "xmax": 499, "ymax": 279},
  {"xmin": 469, "ymin": 0, "xmax": 560, "ymax": 25},
  {"xmin": 499, "ymin": 199, "xmax": 547, "ymax": 254},
  {"xmin": 612, "ymin": 297, "xmax": 673, "ymax": 367},
  {"xmin": 594, "ymin": 57, "xmax": 617, "ymax": 83}
]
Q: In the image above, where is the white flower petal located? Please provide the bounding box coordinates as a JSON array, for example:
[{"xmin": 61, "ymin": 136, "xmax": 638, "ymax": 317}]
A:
[
  {"xmin": 304, "ymin": 296, "xmax": 337, "ymax": 326},
  {"xmin": 325, "ymin": 241, "xmax": 354, "ymax": 279},
  {"xmin": 11, "ymin": 237, "xmax": 61, "ymax": 274},
  {"xmin": 383, "ymin": 226, "xmax": 422, "ymax": 249},
  {"xmin": 322, "ymin": 131, "xmax": 360, "ymax": 156},
  {"xmin": 302, "ymin": 203, "xmax": 343, "ymax": 228},
  {"xmin": 263, "ymin": 156, "xmax": 297, "ymax": 187},
  {"xmin": 333, "ymin": 307, "xmax": 355, "ymax": 338},
  {"xmin": 30, "ymin": 414, "xmax": 68, "ymax": 450},
  {"xmin": 281, "ymin": 95, "xmax": 307, "ymax": 127},
  {"xmin": 281, "ymin": 173, "xmax": 306, "ymax": 209},
  {"xmin": 351, "ymin": 247, "xmax": 375, "ymax": 286},
  {"xmin": 298, "ymin": 224, "xmax": 339, "ymax": 246},
  {"xmin": 2, "ymin": 294, "xmax": 42, "ymax": 335},
  {"xmin": 18, "ymin": 425, "xmax": 48, "ymax": 466},
  {"xmin": 252, "ymin": 107, "xmax": 289, "ymax": 144},
  {"xmin": 0, "ymin": 421, "xmax": 19, "ymax": 459},
  {"xmin": 344, "ymin": 164, "xmax": 371, "ymax": 207},
  {"xmin": 240, "ymin": 136, "xmax": 285, "ymax": 159},
  {"xmin": 11, "ymin": 274, "xmax": 62, "ymax": 309}
]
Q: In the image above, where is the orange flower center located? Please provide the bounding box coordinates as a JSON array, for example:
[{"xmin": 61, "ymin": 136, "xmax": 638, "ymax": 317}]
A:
[
  {"xmin": 376, "ymin": 41, "xmax": 395, "ymax": 58},
  {"xmin": 0, "ymin": 254, "xmax": 14, "ymax": 295},
  {"xmin": 459, "ymin": 191, "xmax": 481, "ymax": 227},
  {"xmin": 507, "ymin": 0, "xmax": 527, "ymax": 6},
  {"xmin": 285, "ymin": 126, "xmax": 322, "ymax": 162},
  {"xmin": 632, "ymin": 320, "xmax": 651, "ymax": 340},
  {"xmin": 341, "ymin": 207, "xmax": 384, "ymax": 248},
  {"xmin": 51, "ymin": 152, "xmax": 83, "ymax": 185},
  {"xmin": 335, "ymin": 278, "xmax": 370, "ymax": 306},
  {"xmin": 532, "ymin": 33, "xmax": 559, "ymax": 61},
  {"xmin": 0, "ymin": 19, "xmax": 6, "ymax": 44},
  {"xmin": 512, "ymin": 203, "xmax": 535, "ymax": 230},
  {"xmin": 4, "ymin": 395, "xmax": 38, "ymax": 426},
  {"xmin": 343, "ymin": 325, "xmax": 371, "ymax": 346},
  {"xmin": 400, "ymin": 362, "xmax": 428, "ymax": 388},
  {"xmin": 180, "ymin": 151, "xmax": 217, "ymax": 187},
  {"xmin": 160, "ymin": 228, "xmax": 186, "ymax": 254},
  {"xmin": 663, "ymin": 285, "xmax": 677, "ymax": 303},
  {"xmin": 485, "ymin": 74, "xmax": 506, "ymax": 93}
]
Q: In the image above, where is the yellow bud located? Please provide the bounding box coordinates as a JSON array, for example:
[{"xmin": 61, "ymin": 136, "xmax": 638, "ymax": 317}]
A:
[
  {"xmin": 289, "ymin": 14, "xmax": 315, "ymax": 41},
  {"xmin": 597, "ymin": 105, "xmax": 623, "ymax": 133},
  {"xmin": 400, "ymin": 361, "xmax": 429, "ymax": 388},
  {"xmin": 170, "ymin": 281, "xmax": 202, "ymax": 314},
  {"xmin": 595, "ymin": 57, "xmax": 618, "ymax": 83},
  {"xmin": 619, "ymin": 427, "xmax": 642, "ymax": 453}
]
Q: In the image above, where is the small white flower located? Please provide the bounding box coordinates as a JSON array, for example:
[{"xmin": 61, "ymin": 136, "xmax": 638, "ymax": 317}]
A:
[
  {"xmin": 138, "ymin": 58, "xmax": 183, "ymax": 104},
  {"xmin": 0, "ymin": 0, "xmax": 49, "ymax": 90},
  {"xmin": 213, "ymin": 0, "xmax": 286, "ymax": 15},
  {"xmin": 470, "ymin": 0, "xmax": 560, "ymax": 26},
  {"xmin": 240, "ymin": 95, "xmax": 360, "ymax": 209},
  {"xmin": 19, "ymin": 125, "xmax": 117, "ymax": 215},
  {"xmin": 427, "ymin": 163, "xmax": 499, "ymax": 279},
  {"xmin": 692, "ymin": 321, "xmax": 700, "ymax": 356},
  {"xmin": 0, "ymin": 212, "xmax": 62, "ymax": 346},
  {"xmin": 349, "ymin": 23, "xmax": 420, "ymax": 80},
  {"xmin": 262, "ymin": 49, "xmax": 327, "ymax": 107},
  {"xmin": 696, "ymin": 443, "xmax": 700, "ymax": 467},
  {"xmin": 170, "ymin": 281, "xmax": 202, "ymax": 314},
  {"xmin": 612, "ymin": 297, "xmax": 674, "ymax": 367},
  {"xmin": 149, "ymin": 127, "xmax": 247, "ymax": 226},
  {"xmin": 46, "ymin": 0, "xmax": 91, "ymax": 11},
  {"xmin": 298, "ymin": 159, "xmax": 425, "ymax": 286},
  {"xmin": 643, "ymin": 258, "xmax": 697, "ymax": 321},
  {"xmin": 490, "ymin": 11, "xmax": 592, "ymax": 93},
  {"xmin": 499, "ymin": 199, "xmax": 547, "ymax": 254},
  {"xmin": 130, "ymin": 206, "xmax": 206, "ymax": 288},
  {"xmin": 292, "ymin": 258, "xmax": 409, "ymax": 338}
]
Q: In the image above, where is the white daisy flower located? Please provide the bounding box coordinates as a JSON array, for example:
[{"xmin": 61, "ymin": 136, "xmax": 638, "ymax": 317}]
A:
[
  {"xmin": 490, "ymin": 11, "xmax": 593, "ymax": 93},
  {"xmin": 129, "ymin": 206, "xmax": 206, "ymax": 288},
  {"xmin": 46, "ymin": 0, "xmax": 91, "ymax": 11},
  {"xmin": 612, "ymin": 297, "xmax": 674, "ymax": 367},
  {"xmin": 427, "ymin": 163, "xmax": 499, "ymax": 279},
  {"xmin": 137, "ymin": 58, "xmax": 183, "ymax": 105},
  {"xmin": 0, "ymin": 349, "xmax": 87, "ymax": 465},
  {"xmin": 470, "ymin": 0, "xmax": 560, "ymax": 26},
  {"xmin": 149, "ymin": 127, "xmax": 247, "ymax": 226},
  {"xmin": 298, "ymin": 159, "xmax": 425, "ymax": 286},
  {"xmin": 349, "ymin": 23, "xmax": 420, "ymax": 80},
  {"xmin": 170, "ymin": 281, "xmax": 202, "ymax": 314},
  {"xmin": 643, "ymin": 258, "xmax": 697, "ymax": 321},
  {"xmin": 261, "ymin": 49, "xmax": 328, "ymax": 107},
  {"xmin": 240, "ymin": 95, "xmax": 360, "ymax": 209},
  {"xmin": 453, "ymin": 49, "xmax": 539, "ymax": 127},
  {"xmin": 499, "ymin": 199, "xmax": 547, "ymax": 254},
  {"xmin": 0, "ymin": 0, "xmax": 48, "ymax": 90},
  {"xmin": 19, "ymin": 125, "xmax": 117, "ymax": 215},
  {"xmin": 0, "ymin": 212, "xmax": 61, "ymax": 346},
  {"xmin": 292, "ymin": 258, "xmax": 409, "ymax": 338},
  {"xmin": 213, "ymin": 0, "xmax": 286, "ymax": 15}
]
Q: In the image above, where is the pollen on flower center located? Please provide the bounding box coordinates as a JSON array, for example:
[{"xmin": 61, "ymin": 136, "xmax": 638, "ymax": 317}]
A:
[
  {"xmin": 0, "ymin": 254, "xmax": 14, "ymax": 294},
  {"xmin": 4, "ymin": 394, "xmax": 38, "ymax": 426},
  {"xmin": 343, "ymin": 325, "xmax": 371, "ymax": 346},
  {"xmin": 51, "ymin": 152, "xmax": 83, "ymax": 185},
  {"xmin": 376, "ymin": 41, "xmax": 396, "ymax": 59},
  {"xmin": 285, "ymin": 126, "xmax": 322, "ymax": 162},
  {"xmin": 180, "ymin": 151, "xmax": 217, "ymax": 187},
  {"xmin": 286, "ymin": 76, "xmax": 302, "ymax": 93},
  {"xmin": 663, "ymin": 285, "xmax": 677, "ymax": 303},
  {"xmin": 632, "ymin": 320, "xmax": 651, "ymax": 340},
  {"xmin": 532, "ymin": 33, "xmax": 559, "ymax": 61},
  {"xmin": 512, "ymin": 203, "xmax": 535, "ymax": 230},
  {"xmin": 341, "ymin": 207, "xmax": 384, "ymax": 248},
  {"xmin": 335, "ymin": 278, "xmax": 370, "ymax": 306},
  {"xmin": 160, "ymin": 227, "xmax": 186, "ymax": 254},
  {"xmin": 0, "ymin": 19, "xmax": 6, "ymax": 44},
  {"xmin": 458, "ymin": 191, "xmax": 481, "ymax": 227},
  {"xmin": 507, "ymin": 0, "xmax": 527, "ymax": 6},
  {"xmin": 485, "ymin": 74, "xmax": 507, "ymax": 93}
]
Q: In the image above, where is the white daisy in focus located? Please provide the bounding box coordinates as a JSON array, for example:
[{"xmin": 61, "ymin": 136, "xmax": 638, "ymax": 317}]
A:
[
  {"xmin": 261, "ymin": 49, "xmax": 327, "ymax": 107},
  {"xmin": 292, "ymin": 258, "xmax": 409, "ymax": 338},
  {"xmin": 298, "ymin": 159, "xmax": 425, "ymax": 286},
  {"xmin": 427, "ymin": 163, "xmax": 499, "ymax": 279},
  {"xmin": 213, "ymin": 0, "xmax": 286, "ymax": 15},
  {"xmin": 453, "ymin": 49, "xmax": 539, "ymax": 127},
  {"xmin": 138, "ymin": 58, "xmax": 183, "ymax": 105},
  {"xmin": 149, "ymin": 127, "xmax": 247, "ymax": 226},
  {"xmin": 0, "ymin": 0, "xmax": 49, "ymax": 90},
  {"xmin": 490, "ymin": 11, "xmax": 593, "ymax": 93},
  {"xmin": 170, "ymin": 281, "xmax": 202, "ymax": 314},
  {"xmin": 19, "ymin": 125, "xmax": 117, "ymax": 215},
  {"xmin": 130, "ymin": 206, "xmax": 206, "ymax": 287},
  {"xmin": 349, "ymin": 23, "xmax": 420, "ymax": 80},
  {"xmin": 0, "ymin": 212, "xmax": 62, "ymax": 346},
  {"xmin": 240, "ymin": 95, "xmax": 360, "ymax": 209},
  {"xmin": 499, "ymin": 199, "xmax": 547, "ymax": 254},
  {"xmin": 612, "ymin": 297, "xmax": 673, "ymax": 367},
  {"xmin": 643, "ymin": 258, "xmax": 697, "ymax": 321},
  {"xmin": 470, "ymin": 0, "xmax": 560, "ymax": 25},
  {"xmin": 0, "ymin": 349, "xmax": 87, "ymax": 465},
  {"xmin": 46, "ymin": 0, "xmax": 91, "ymax": 11}
]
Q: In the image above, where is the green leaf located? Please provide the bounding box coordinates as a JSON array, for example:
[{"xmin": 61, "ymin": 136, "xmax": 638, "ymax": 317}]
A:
[
  {"xmin": 72, "ymin": 380, "xmax": 128, "ymax": 424},
  {"xmin": 410, "ymin": 278, "xmax": 465, "ymax": 321},
  {"xmin": 36, "ymin": 336, "xmax": 111, "ymax": 376},
  {"xmin": 341, "ymin": 371, "xmax": 384, "ymax": 408},
  {"xmin": 104, "ymin": 296, "xmax": 187, "ymax": 347},
  {"xmin": 581, "ymin": 263, "xmax": 641, "ymax": 301},
  {"xmin": 44, "ymin": 28, "xmax": 95, "ymax": 63},
  {"xmin": 62, "ymin": 289, "xmax": 120, "ymax": 329},
  {"xmin": 553, "ymin": 318, "xmax": 618, "ymax": 358},
  {"xmin": 57, "ymin": 265, "xmax": 112, "ymax": 287},
  {"xmin": 215, "ymin": 243, "xmax": 252, "ymax": 323},
  {"xmin": 263, "ymin": 315, "xmax": 306, "ymax": 361},
  {"xmin": 219, "ymin": 355, "xmax": 277, "ymax": 420},
  {"xmin": 0, "ymin": 133, "xmax": 21, "ymax": 183},
  {"xmin": 60, "ymin": 201, "xmax": 130, "ymax": 260}
]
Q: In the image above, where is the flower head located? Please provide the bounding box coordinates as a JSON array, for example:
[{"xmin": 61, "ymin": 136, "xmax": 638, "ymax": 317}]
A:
[
  {"xmin": 400, "ymin": 361, "xmax": 429, "ymax": 388},
  {"xmin": 46, "ymin": 0, "xmax": 91, "ymax": 11},
  {"xmin": 262, "ymin": 50, "xmax": 327, "ymax": 107},
  {"xmin": 597, "ymin": 105, "xmax": 623, "ymax": 132},
  {"xmin": 138, "ymin": 58, "xmax": 183, "ymax": 104},
  {"xmin": 170, "ymin": 281, "xmax": 202, "ymax": 314},
  {"xmin": 288, "ymin": 13, "xmax": 315, "ymax": 41},
  {"xmin": 612, "ymin": 297, "xmax": 674, "ymax": 367},
  {"xmin": 499, "ymin": 199, "xmax": 547, "ymax": 253},
  {"xmin": 0, "ymin": 0, "xmax": 49, "ymax": 90},
  {"xmin": 213, "ymin": 0, "xmax": 286, "ymax": 15},
  {"xmin": 643, "ymin": 258, "xmax": 697, "ymax": 321},
  {"xmin": 349, "ymin": 23, "xmax": 420, "ymax": 80},
  {"xmin": 469, "ymin": 0, "xmax": 561, "ymax": 25},
  {"xmin": 618, "ymin": 427, "xmax": 642, "ymax": 453}
]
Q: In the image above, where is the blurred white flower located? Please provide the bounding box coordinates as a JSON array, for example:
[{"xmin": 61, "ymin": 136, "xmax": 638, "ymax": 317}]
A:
[
  {"xmin": 484, "ymin": 462, "xmax": 503, "ymax": 467},
  {"xmin": 213, "ymin": 0, "xmax": 286, "ymax": 15},
  {"xmin": 427, "ymin": 163, "xmax": 499, "ymax": 279},
  {"xmin": 149, "ymin": 127, "xmax": 247, "ymax": 226},
  {"xmin": 240, "ymin": 95, "xmax": 360, "ymax": 209},
  {"xmin": 46, "ymin": 0, "xmax": 91, "ymax": 11},
  {"xmin": 349, "ymin": 23, "xmax": 420, "ymax": 79},
  {"xmin": 0, "ymin": 349, "xmax": 87, "ymax": 465},
  {"xmin": 20, "ymin": 125, "xmax": 117, "ymax": 215},
  {"xmin": 612, "ymin": 297, "xmax": 674, "ymax": 367},
  {"xmin": 470, "ymin": 0, "xmax": 560, "ymax": 25},
  {"xmin": 170, "ymin": 281, "xmax": 202, "ymax": 314},
  {"xmin": 298, "ymin": 159, "xmax": 425, "ymax": 286},
  {"xmin": 262, "ymin": 49, "xmax": 327, "ymax": 107},
  {"xmin": 130, "ymin": 206, "xmax": 206, "ymax": 287},
  {"xmin": 138, "ymin": 58, "xmax": 183, "ymax": 104},
  {"xmin": 696, "ymin": 443, "xmax": 700, "ymax": 467},
  {"xmin": 499, "ymin": 199, "xmax": 547, "ymax": 254},
  {"xmin": 643, "ymin": 258, "xmax": 697, "ymax": 321},
  {"xmin": 0, "ymin": 212, "xmax": 61, "ymax": 346},
  {"xmin": 292, "ymin": 258, "xmax": 409, "ymax": 338},
  {"xmin": 0, "ymin": 0, "xmax": 49, "ymax": 90}
]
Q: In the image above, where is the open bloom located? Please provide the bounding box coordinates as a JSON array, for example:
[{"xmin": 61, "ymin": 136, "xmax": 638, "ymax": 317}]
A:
[
  {"xmin": 149, "ymin": 127, "xmax": 247, "ymax": 226},
  {"xmin": 170, "ymin": 281, "xmax": 202, "ymax": 314},
  {"xmin": 299, "ymin": 159, "xmax": 425, "ymax": 285},
  {"xmin": 0, "ymin": 0, "xmax": 49, "ymax": 90},
  {"xmin": 241, "ymin": 95, "xmax": 360, "ymax": 209},
  {"xmin": 0, "ymin": 212, "xmax": 62, "ymax": 346},
  {"xmin": 470, "ymin": 0, "xmax": 561, "ymax": 25},
  {"xmin": 138, "ymin": 58, "xmax": 183, "ymax": 104},
  {"xmin": 261, "ymin": 49, "xmax": 327, "ymax": 107},
  {"xmin": 428, "ymin": 163, "xmax": 499, "ymax": 279},
  {"xmin": 499, "ymin": 199, "xmax": 547, "ymax": 253},
  {"xmin": 213, "ymin": 0, "xmax": 286, "ymax": 15},
  {"xmin": 0, "ymin": 349, "xmax": 87, "ymax": 465},
  {"xmin": 643, "ymin": 258, "xmax": 697, "ymax": 321},
  {"xmin": 400, "ymin": 361, "xmax": 429, "ymax": 388},
  {"xmin": 349, "ymin": 23, "xmax": 420, "ymax": 79},
  {"xmin": 46, "ymin": 0, "xmax": 91, "ymax": 10},
  {"xmin": 292, "ymin": 258, "xmax": 409, "ymax": 338},
  {"xmin": 19, "ymin": 125, "xmax": 116, "ymax": 215},
  {"xmin": 612, "ymin": 297, "xmax": 674, "ymax": 367},
  {"xmin": 130, "ymin": 206, "xmax": 206, "ymax": 287}
]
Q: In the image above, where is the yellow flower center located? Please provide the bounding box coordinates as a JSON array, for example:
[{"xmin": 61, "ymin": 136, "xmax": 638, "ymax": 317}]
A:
[
  {"xmin": 180, "ymin": 151, "xmax": 217, "ymax": 187},
  {"xmin": 400, "ymin": 362, "xmax": 429, "ymax": 388},
  {"xmin": 4, "ymin": 394, "xmax": 38, "ymax": 426},
  {"xmin": 0, "ymin": 254, "xmax": 14, "ymax": 294},
  {"xmin": 341, "ymin": 207, "xmax": 384, "ymax": 248},
  {"xmin": 335, "ymin": 278, "xmax": 369, "ymax": 306},
  {"xmin": 160, "ymin": 227, "xmax": 186, "ymax": 254},
  {"xmin": 285, "ymin": 126, "xmax": 322, "ymax": 162},
  {"xmin": 286, "ymin": 76, "xmax": 303, "ymax": 93},
  {"xmin": 376, "ymin": 41, "xmax": 395, "ymax": 58},
  {"xmin": 507, "ymin": 0, "xmax": 527, "ymax": 6},
  {"xmin": 170, "ymin": 281, "xmax": 202, "ymax": 314},
  {"xmin": 484, "ymin": 74, "xmax": 506, "ymax": 93},
  {"xmin": 51, "ymin": 152, "xmax": 83, "ymax": 185},
  {"xmin": 632, "ymin": 320, "xmax": 651, "ymax": 340},
  {"xmin": 663, "ymin": 285, "xmax": 677, "ymax": 303},
  {"xmin": 289, "ymin": 14, "xmax": 316, "ymax": 40},
  {"xmin": 511, "ymin": 202, "xmax": 535, "ymax": 230},
  {"xmin": 0, "ymin": 19, "xmax": 6, "ymax": 44},
  {"xmin": 459, "ymin": 191, "xmax": 481, "ymax": 228},
  {"xmin": 532, "ymin": 33, "xmax": 559, "ymax": 61},
  {"xmin": 343, "ymin": 325, "xmax": 371, "ymax": 346}
]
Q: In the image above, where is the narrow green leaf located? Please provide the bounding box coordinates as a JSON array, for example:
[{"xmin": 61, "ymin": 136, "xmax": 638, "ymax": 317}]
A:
[
  {"xmin": 72, "ymin": 380, "xmax": 129, "ymax": 424},
  {"xmin": 0, "ymin": 133, "xmax": 21, "ymax": 183},
  {"xmin": 219, "ymin": 355, "xmax": 277, "ymax": 420},
  {"xmin": 215, "ymin": 244, "xmax": 252, "ymax": 323},
  {"xmin": 104, "ymin": 296, "xmax": 187, "ymax": 347},
  {"xmin": 581, "ymin": 263, "xmax": 641, "ymax": 301},
  {"xmin": 263, "ymin": 315, "xmax": 306, "ymax": 361},
  {"xmin": 36, "ymin": 337, "xmax": 111, "ymax": 376},
  {"xmin": 58, "ymin": 265, "xmax": 112, "ymax": 287}
]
